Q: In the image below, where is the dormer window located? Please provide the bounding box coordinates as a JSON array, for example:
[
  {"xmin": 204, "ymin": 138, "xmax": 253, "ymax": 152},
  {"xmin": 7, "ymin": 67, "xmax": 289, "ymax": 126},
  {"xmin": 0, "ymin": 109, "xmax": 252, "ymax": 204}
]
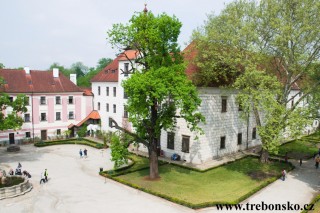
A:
[{"xmin": 124, "ymin": 63, "xmax": 129, "ymax": 77}]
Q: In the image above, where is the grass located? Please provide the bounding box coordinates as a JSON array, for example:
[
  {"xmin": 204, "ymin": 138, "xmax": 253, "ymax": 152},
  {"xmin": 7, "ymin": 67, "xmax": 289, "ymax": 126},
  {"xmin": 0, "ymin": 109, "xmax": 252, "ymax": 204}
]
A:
[
  {"xmin": 301, "ymin": 194, "xmax": 320, "ymax": 213},
  {"xmin": 106, "ymin": 156, "xmax": 293, "ymax": 207},
  {"xmin": 0, "ymin": 176, "xmax": 24, "ymax": 188},
  {"xmin": 278, "ymin": 131, "xmax": 320, "ymax": 159},
  {"xmin": 102, "ymin": 154, "xmax": 167, "ymax": 176},
  {"xmin": 34, "ymin": 138, "xmax": 105, "ymax": 149}
]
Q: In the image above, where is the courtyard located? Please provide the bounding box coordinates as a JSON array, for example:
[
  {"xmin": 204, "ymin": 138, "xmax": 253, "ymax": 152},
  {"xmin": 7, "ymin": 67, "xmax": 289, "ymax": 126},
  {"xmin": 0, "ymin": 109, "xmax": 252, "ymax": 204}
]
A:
[{"xmin": 0, "ymin": 144, "xmax": 319, "ymax": 213}]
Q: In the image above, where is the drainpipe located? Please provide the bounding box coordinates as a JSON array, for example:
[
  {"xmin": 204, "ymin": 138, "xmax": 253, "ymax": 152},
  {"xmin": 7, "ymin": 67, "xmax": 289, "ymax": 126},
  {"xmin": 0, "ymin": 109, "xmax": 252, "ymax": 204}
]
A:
[
  {"xmin": 31, "ymin": 91, "xmax": 35, "ymax": 143},
  {"xmin": 246, "ymin": 111, "xmax": 249, "ymax": 150}
]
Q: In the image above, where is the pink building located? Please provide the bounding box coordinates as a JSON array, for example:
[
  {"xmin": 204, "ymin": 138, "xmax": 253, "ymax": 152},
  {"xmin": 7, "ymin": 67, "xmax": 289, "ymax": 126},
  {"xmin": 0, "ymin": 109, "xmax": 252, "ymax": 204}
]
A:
[{"xmin": 0, "ymin": 67, "xmax": 93, "ymax": 145}]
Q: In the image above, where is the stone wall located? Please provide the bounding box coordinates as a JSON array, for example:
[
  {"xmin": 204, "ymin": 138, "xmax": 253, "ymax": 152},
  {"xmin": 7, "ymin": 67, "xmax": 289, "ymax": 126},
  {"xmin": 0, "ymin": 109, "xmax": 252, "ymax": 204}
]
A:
[{"xmin": 0, "ymin": 176, "xmax": 32, "ymax": 200}]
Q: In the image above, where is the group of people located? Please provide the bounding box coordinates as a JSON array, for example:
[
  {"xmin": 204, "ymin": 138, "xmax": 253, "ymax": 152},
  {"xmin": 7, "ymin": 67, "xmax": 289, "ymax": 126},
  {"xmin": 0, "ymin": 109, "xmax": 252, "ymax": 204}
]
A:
[
  {"xmin": 40, "ymin": 169, "xmax": 48, "ymax": 184},
  {"xmin": 79, "ymin": 148, "xmax": 88, "ymax": 158},
  {"xmin": 5, "ymin": 163, "xmax": 32, "ymax": 178}
]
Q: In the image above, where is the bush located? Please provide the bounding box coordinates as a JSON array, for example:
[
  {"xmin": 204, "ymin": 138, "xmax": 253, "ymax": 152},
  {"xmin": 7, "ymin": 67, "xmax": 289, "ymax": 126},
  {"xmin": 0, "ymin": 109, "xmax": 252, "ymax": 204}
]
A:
[
  {"xmin": 0, "ymin": 176, "xmax": 24, "ymax": 188},
  {"xmin": 34, "ymin": 139, "xmax": 106, "ymax": 149}
]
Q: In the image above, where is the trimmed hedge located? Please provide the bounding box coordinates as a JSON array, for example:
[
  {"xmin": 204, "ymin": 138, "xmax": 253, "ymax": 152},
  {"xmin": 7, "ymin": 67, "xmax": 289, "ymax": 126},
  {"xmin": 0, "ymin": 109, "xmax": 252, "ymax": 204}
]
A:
[
  {"xmin": 34, "ymin": 139, "xmax": 105, "ymax": 149},
  {"xmin": 100, "ymin": 155, "xmax": 294, "ymax": 209}
]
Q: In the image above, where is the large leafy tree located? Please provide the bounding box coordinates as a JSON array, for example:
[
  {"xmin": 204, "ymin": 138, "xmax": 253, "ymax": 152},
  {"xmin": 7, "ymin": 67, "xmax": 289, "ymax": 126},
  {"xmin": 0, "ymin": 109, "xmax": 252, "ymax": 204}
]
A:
[
  {"xmin": 107, "ymin": 10, "xmax": 204, "ymax": 179},
  {"xmin": 193, "ymin": 0, "xmax": 320, "ymax": 161},
  {"xmin": 0, "ymin": 79, "xmax": 28, "ymax": 131}
]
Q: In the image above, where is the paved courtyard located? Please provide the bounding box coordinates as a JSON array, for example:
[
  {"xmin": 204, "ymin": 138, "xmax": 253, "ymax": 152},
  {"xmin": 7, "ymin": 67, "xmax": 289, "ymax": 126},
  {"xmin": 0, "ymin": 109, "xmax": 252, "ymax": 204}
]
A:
[{"xmin": 0, "ymin": 144, "xmax": 319, "ymax": 213}]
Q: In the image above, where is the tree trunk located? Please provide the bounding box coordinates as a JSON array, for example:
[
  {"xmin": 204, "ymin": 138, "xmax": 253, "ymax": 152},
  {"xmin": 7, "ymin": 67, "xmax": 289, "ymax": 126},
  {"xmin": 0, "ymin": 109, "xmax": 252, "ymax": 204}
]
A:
[
  {"xmin": 260, "ymin": 148, "xmax": 269, "ymax": 163},
  {"xmin": 148, "ymin": 137, "xmax": 159, "ymax": 179}
]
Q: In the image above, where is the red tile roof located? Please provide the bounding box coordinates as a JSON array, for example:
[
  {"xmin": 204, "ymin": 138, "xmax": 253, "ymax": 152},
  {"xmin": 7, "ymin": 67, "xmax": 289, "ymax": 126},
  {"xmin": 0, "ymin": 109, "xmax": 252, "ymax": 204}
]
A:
[
  {"xmin": 118, "ymin": 50, "xmax": 139, "ymax": 61},
  {"xmin": 0, "ymin": 69, "xmax": 83, "ymax": 93},
  {"xmin": 91, "ymin": 50, "xmax": 139, "ymax": 83},
  {"xmin": 80, "ymin": 87, "xmax": 93, "ymax": 96},
  {"xmin": 90, "ymin": 57, "xmax": 119, "ymax": 82},
  {"xmin": 75, "ymin": 110, "xmax": 100, "ymax": 127}
]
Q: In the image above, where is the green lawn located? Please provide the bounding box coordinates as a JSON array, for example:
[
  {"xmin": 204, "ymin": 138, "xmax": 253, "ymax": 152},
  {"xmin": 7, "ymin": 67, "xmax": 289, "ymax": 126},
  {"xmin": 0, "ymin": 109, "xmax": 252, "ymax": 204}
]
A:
[
  {"xmin": 102, "ymin": 154, "xmax": 167, "ymax": 176},
  {"xmin": 112, "ymin": 156, "xmax": 292, "ymax": 207},
  {"xmin": 278, "ymin": 131, "xmax": 320, "ymax": 159}
]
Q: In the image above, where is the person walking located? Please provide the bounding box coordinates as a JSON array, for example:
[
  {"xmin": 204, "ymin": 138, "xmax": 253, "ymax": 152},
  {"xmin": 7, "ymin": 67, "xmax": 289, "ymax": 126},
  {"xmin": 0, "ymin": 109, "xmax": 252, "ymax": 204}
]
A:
[
  {"xmin": 282, "ymin": 169, "xmax": 287, "ymax": 181},
  {"xmin": 40, "ymin": 172, "xmax": 46, "ymax": 184},
  {"xmin": 84, "ymin": 148, "xmax": 87, "ymax": 158},
  {"xmin": 316, "ymin": 157, "xmax": 320, "ymax": 169},
  {"xmin": 79, "ymin": 149, "xmax": 83, "ymax": 158},
  {"xmin": 299, "ymin": 158, "xmax": 302, "ymax": 166},
  {"xmin": 44, "ymin": 169, "xmax": 48, "ymax": 182}
]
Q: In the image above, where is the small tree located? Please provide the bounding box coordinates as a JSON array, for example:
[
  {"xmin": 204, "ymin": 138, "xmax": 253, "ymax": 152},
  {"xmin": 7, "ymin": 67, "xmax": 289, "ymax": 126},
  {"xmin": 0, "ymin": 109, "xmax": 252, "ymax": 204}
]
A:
[
  {"xmin": 77, "ymin": 124, "xmax": 87, "ymax": 138},
  {"xmin": 63, "ymin": 130, "xmax": 71, "ymax": 139},
  {"xmin": 0, "ymin": 78, "xmax": 27, "ymax": 131}
]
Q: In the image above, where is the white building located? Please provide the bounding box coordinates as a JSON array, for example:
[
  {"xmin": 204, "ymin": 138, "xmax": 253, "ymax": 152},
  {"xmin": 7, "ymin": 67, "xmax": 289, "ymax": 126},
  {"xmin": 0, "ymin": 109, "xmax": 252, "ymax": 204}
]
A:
[{"xmin": 90, "ymin": 44, "xmax": 319, "ymax": 164}]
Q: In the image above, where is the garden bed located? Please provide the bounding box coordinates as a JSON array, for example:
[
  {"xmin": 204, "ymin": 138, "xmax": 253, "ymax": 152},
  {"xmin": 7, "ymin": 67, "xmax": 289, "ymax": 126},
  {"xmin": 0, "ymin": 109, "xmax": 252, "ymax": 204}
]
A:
[{"xmin": 101, "ymin": 155, "xmax": 294, "ymax": 209}]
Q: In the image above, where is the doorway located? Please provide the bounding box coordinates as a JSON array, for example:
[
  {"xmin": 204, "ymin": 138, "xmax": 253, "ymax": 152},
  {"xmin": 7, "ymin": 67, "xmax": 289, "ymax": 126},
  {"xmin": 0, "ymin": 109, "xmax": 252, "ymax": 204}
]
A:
[
  {"xmin": 41, "ymin": 130, "xmax": 47, "ymax": 141},
  {"xmin": 9, "ymin": 133, "xmax": 15, "ymax": 144}
]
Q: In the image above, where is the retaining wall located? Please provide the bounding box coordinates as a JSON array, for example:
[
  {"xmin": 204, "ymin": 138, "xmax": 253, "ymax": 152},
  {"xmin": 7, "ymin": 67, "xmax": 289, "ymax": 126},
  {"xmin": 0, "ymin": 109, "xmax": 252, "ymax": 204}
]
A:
[{"xmin": 0, "ymin": 176, "xmax": 33, "ymax": 199}]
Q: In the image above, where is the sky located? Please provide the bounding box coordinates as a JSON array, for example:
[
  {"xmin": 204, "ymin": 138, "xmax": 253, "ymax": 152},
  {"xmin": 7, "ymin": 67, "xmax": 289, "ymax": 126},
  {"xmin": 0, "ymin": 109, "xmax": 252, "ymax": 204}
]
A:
[{"xmin": 0, "ymin": 0, "xmax": 233, "ymax": 70}]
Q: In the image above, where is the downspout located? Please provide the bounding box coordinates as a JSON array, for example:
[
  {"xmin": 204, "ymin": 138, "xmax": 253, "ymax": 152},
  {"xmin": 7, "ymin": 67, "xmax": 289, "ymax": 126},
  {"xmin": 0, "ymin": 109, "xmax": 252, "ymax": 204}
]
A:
[
  {"xmin": 246, "ymin": 111, "xmax": 249, "ymax": 150},
  {"xmin": 31, "ymin": 91, "xmax": 35, "ymax": 143}
]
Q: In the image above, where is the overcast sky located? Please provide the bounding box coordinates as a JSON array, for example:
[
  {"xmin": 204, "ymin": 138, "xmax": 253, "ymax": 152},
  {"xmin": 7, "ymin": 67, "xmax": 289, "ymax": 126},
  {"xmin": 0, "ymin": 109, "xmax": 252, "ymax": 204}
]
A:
[{"xmin": 0, "ymin": 0, "xmax": 233, "ymax": 70}]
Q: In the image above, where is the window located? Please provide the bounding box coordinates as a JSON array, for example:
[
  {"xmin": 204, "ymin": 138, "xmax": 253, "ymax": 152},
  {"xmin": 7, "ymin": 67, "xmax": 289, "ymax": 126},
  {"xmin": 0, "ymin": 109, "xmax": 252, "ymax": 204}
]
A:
[
  {"xmin": 56, "ymin": 112, "xmax": 61, "ymax": 121},
  {"xmin": 9, "ymin": 97, "xmax": 13, "ymax": 102},
  {"xmin": 40, "ymin": 113, "xmax": 47, "ymax": 121},
  {"xmin": 68, "ymin": 96, "xmax": 73, "ymax": 104},
  {"xmin": 106, "ymin": 87, "xmax": 109, "ymax": 96},
  {"xmin": 220, "ymin": 136, "xmax": 226, "ymax": 149},
  {"xmin": 111, "ymin": 69, "xmax": 116, "ymax": 73},
  {"xmin": 124, "ymin": 106, "xmax": 128, "ymax": 118},
  {"xmin": 113, "ymin": 104, "xmax": 116, "ymax": 113},
  {"xmin": 124, "ymin": 63, "xmax": 129, "ymax": 76},
  {"xmin": 56, "ymin": 96, "xmax": 61, "ymax": 105},
  {"xmin": 40, "ymin": 96, "xmax": 46, "ymax": 105},
  {"xmin": 98, "ymin": 102, "xmax": 100, "ymax": 110},
  {"xmin": 106, "ymin": 103, "xmax": 109, "ymax": 112},
  {"xmin": 25, "ymin": 132, "xmax": 31, "ymax": 138},
  {"xmin": 113, "ymin": 87, "xmax": 116, "ymax": 97},
  {"xmin": 25, "ymin": 96, "xmax": 30, "ymax": 105},
  {"xmin": 167, "ymin": 132, "xmax": 175, "ymax": 149},
  {"xmin": 98, "ymin": 86, "xmax": 101, "ymax": 95},
  {"xmin": 221, "ymin": 96, "xmax": 227, "ymax": 113},
  {"xmin": 252, "ymin": 127, "xmax": 257, "ymax": 140},
  {"xmin": 182, "ymin": 135, "xmax": 190, "ymax": 153},
  {"xmin": 237, "ymin": 133, "xmax": 242, "ymax": 145},
  {"xmin": 57, "ymin": 129, "xmax": 61, "ymax": 135},
  {"xmin": 124, "ymin": 91, "xmax": 128, "ymax": 99},
  {"xmin": 24, "ymin": 114, "xmax": 30, "ymax": 122},
  {"xmin": 69, "ymin": 111, "xmax": 74, "ymax": 119}
]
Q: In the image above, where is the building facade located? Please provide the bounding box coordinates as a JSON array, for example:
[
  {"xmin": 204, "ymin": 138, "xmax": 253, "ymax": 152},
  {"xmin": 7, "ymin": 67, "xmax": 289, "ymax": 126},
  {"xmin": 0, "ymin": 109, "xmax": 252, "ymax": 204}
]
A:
[{"xmin": 0, "ymin": 68, "xmax": 93, "ymax": 145}]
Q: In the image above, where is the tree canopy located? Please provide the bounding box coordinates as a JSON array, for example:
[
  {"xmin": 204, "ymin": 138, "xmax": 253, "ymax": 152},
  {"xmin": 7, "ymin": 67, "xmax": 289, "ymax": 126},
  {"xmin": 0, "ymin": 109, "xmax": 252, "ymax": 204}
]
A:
[
  {"xmin": 193, "ymin": 0, "xmax": 320, "ymax": 160},
  {"xmin": 0, "ymin": 78, "xmax": 28, "ymax": 131},
  {"xmin": 107, "ymin": 9, "xmax": 204, "ymax": 179}
]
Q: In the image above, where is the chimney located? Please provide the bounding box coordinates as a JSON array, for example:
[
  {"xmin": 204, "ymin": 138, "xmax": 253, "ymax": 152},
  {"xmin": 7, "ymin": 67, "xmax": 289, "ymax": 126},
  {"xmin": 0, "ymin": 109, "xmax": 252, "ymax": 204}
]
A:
[
  {"xmin": 24, "ymin": 67, "xmax": 30, "ymax": 74},
  {"xmin": 53, "ymin": 68, "xmax": 59, "ymax": 78},
  {"xmin": 70, "ymin": 74, "xmax": 77, "ymax": 85}
]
